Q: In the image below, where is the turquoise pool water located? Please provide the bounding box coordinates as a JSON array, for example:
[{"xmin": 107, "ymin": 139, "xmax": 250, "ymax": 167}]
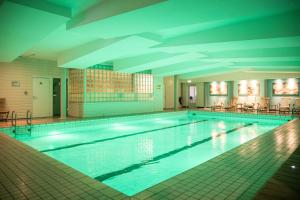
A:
[{"xmin": 4, "ymin": 111, "xmax": 292, "ymax": 196}]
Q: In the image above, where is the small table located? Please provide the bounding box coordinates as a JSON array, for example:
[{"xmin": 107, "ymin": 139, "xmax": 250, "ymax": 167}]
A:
[{"xmin": 0, "ymin": 111, "xmax": 9, "ymax": 121}]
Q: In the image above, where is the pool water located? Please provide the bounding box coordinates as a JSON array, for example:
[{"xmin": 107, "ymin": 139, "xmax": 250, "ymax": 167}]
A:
[{"xmin": 7, "ymin": 111, "xmax": 291, "ymax": 196}]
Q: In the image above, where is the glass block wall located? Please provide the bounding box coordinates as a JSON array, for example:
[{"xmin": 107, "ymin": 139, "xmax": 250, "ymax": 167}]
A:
[
  {"xmin": 69, "ymin": 69, "xmax": 84, "ymax": 103},
  {"xmin": 69, "ymin": 65, "xmax": 154, "ymax": 103}
]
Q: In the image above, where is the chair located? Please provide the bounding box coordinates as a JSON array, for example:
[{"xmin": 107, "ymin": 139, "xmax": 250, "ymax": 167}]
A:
[
  {"xmin": 0, "ymin": 98, "xmax": 9, "ymax": 121},
  {"xmin": 278, "ymin": 97, "xmax": 291, "ymax": 114},
  {"xmin": 243, "ymin": 103, "xmax": 255, "ymax": 112},
  {"xmin": 224, "ymin": 97, "xmax": 238, "ymax": 111},
  {"xmin": 242, "ymin": 96, "xmax": 256, "ymax": 112},
  {"xmin": 211, "ymin": 100, "xmax": 224, "ymax": 111},
  {"xmin": 257, "ymin": 97, "xmax": 270, "ymax": 113},
  {"xmin": 0, "ymin": 111, "xmax": 9, "ymax": 121},
  {"xmin": 292, "ymin": 98, "xmax": 300, "ymax": 116}
]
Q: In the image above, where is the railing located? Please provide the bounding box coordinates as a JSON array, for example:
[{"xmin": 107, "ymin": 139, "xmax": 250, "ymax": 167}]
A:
[
  {"xmin": 26, "ymin": 110, "xmax": 32, "ymax": 136},
  {"xmin": 11, "ymin": 111, "xmax": 17, "ymax": 136}
]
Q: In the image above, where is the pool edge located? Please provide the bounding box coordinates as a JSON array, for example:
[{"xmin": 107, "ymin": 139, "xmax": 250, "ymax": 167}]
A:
[{"xmin": 0, "ymin": 118, "xmax": 299, "ymax": 200}]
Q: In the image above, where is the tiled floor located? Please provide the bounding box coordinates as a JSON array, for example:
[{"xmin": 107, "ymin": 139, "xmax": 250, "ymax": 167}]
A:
[
  {"xmin": 0, "ymin": 117, "xmax": 299, "ymax": 200},
  {"xmin": 255, "ymin": 147, "xmax": 300, "ymax": 199}
]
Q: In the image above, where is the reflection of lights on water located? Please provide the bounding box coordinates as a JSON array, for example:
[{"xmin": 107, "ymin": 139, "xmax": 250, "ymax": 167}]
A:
[
  {"xmin": 239, "ymin": 128, "xmax": 257, "ymax": 144},
  {"xmin": 211, "ymin": 130, "xmax": 218, "ymax": 148},
  {"xmin": 187, "ymin": 135, "xmax": 192, "ymax": 146},
  {"xmin": 154, "ymin": 118, "xmax": 174, "ymax": 124},
  {"xmin": 219, "ymin": 133, "xmax": 226, "ymax": 150},
  {"xmin": 112, "ymin": 123, "xmax": 135, "ymax": 131},
  {"xmin": 239, "ymin": 135, "xmax": 247, "ymax": 144},
  {"xmin": 49, "ymin": 131, "xmax": 61, "ymax": 135},
  {"xmin": 49, "ymin": 134, "xmax": 70, "ymax": 140},
  {"xmin": 217, "ymin": 121, "xmax": 226, "ymax": 130},
  {"xmin": 211, "ymin": 130, "xmax": 218, "ymax": 138}
]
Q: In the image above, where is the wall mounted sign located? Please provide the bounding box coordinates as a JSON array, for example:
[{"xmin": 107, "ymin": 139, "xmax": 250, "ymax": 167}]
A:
[{"xmin": 11, "ymin": 80, "xmax": 20, "ymax": 87}]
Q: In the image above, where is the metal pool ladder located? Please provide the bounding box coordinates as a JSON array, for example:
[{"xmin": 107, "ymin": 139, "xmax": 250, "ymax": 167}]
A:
[
  {"xmin": 26, "ymin": 110, "xmax": 32, "ymax": 136},
  {"xmin": 11, "ymin": 111, "xmax": 17, "ymax": 136}
]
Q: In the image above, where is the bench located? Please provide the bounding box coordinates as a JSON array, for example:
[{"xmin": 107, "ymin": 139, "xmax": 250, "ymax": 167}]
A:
[{"xmin": 0, "ymin": 111, "xmax": 9, "ymax": 121}]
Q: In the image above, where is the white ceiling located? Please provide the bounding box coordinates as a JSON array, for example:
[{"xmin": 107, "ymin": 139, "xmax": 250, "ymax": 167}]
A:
[{"xmin": 1, "ymin": 0, "xmax": 300, "ymax": 79}]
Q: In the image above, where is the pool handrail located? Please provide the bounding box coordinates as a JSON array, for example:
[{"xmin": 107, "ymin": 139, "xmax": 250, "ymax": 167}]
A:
[
  {"xmin": 11, "ymin": 111, "xmax": 17, "ymax": 136},
  {"xmin": 26, "ymin": 110, "xmax": 32, "ymax": 136}
]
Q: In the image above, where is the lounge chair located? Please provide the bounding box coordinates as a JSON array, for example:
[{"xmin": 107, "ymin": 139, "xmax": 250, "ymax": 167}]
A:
[
  {"xmin": 278, "ymin": 97, "xmax": 291, "ymax": 114},
  {"xmin": 292, "ymin": 98, "xmax": 300, "ymax": 116},
  {"xmin": 243, "ymin": 103, "xmax": 255, "ymax": 112},
  {"xmin": 240, "ymin": 96, "xmax": 256, "ymax": 112},
  {"xmin": 0, "ymin": 98, "xmax": 9, "ymax": 121},
  {"xmin": 257, "ymin": 97, "xmax": 270, "ymax": 113},
  {"xmin": 211, "ymin": 101, "xmax": 223, "ymax": 111},
  {"xmin": 224, "ymin": 97, "xmax": 238, "ymax": 111},
  {"xmin": 0, "ymin": 111, "xmax": 9, "ymax": 121}
]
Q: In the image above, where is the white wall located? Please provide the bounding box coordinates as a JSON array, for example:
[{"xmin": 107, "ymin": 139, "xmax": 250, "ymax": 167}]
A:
[
  {"xmin": 184, "ymin": 71, "xmax": 300, "ymax": 106},
  {"xmin": 196, "ymin": 82, "xmax": 204, "ymax": 107},
  {"xmin": 0, "ymin": 58, "xmax": 64, "ymax": 118},
  {"xmin": 164, "ymin": 76, "xmax": 174, "ymax": 109}
]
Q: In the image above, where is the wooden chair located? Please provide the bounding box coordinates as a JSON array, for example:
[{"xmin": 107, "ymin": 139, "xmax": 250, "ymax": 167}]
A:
[
  {"xmin": 0, "ymin": 98, "xmax": 9, "ymax": 121},
  {"xmin": 242, "ymin": 96, "xmax": 256, "ymax": 113},
  {"xmin": 243, "ymin": 103, "xmax": 255, "ymax": 112},
  {"xmin": 292, "ymin": 98, "xmax": 300, "ymax": 116},
  {"xmin": 224, "ymin": 97, "xmax": 238, "ymax": 111},
  {"xmin": 211, "ymin": 100, "xmax": 224, "ymax": 111},
  {"xmin": 257, "ymin": 97, "xmax": 270, "ymax": 113},
  {"xmin": 278, "ymin": 97, "xmax": 291, "ymax": 114}
]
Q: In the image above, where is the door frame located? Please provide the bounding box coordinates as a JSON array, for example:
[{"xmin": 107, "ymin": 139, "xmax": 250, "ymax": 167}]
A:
[
  {"xmin": 32, "ymin": 76, "xmax": 52, "ymax": 117},
  {"xmin": 53, "ymin": 78, "xmax": 61, "ymax": 117}
]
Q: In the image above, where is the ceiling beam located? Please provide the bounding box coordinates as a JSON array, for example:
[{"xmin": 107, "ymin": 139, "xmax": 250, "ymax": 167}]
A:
[
  {"xmin": 152, "ymin": 61, "xmax": 233, "ymax": 76},
  {"xmin": 0, "ymin": 0, "xmax": 70, "ymax": 62},
  {"xmin": 58, "ymin": 35, "xmax": 160, "ymax": 68},
  {"xmin": 114, "ymin": 52, "xmax": 206, "ymax": 73}
]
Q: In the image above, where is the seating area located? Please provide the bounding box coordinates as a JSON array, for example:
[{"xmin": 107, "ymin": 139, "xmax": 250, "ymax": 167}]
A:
[{"xmin": 205, "ymin": 96, "xmax": 299, "ymax": 116}]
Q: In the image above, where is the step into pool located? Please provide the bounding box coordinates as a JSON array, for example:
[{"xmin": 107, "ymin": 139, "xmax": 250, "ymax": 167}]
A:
[{"xmin": 1, "ymin": 111, "xmax": 294, "ymax": 196}]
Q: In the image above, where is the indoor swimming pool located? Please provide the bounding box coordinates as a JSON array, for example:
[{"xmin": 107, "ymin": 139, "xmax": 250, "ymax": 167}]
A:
[{"xmin": 1, "ymin": 111, "xmax": 294, "ymax": 196}]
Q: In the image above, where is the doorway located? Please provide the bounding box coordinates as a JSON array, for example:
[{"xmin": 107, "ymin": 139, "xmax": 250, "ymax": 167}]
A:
[
  {"xmin": 32, "ymin": 77, "xmax": 51, "ymax": 118},
  {"xmin": 189, "ymin": 85, "xmax": 197, "ymax": 107},
  {"xmin": 53, "ymin": 78, "xmax": 61, "ymax": 117}
]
